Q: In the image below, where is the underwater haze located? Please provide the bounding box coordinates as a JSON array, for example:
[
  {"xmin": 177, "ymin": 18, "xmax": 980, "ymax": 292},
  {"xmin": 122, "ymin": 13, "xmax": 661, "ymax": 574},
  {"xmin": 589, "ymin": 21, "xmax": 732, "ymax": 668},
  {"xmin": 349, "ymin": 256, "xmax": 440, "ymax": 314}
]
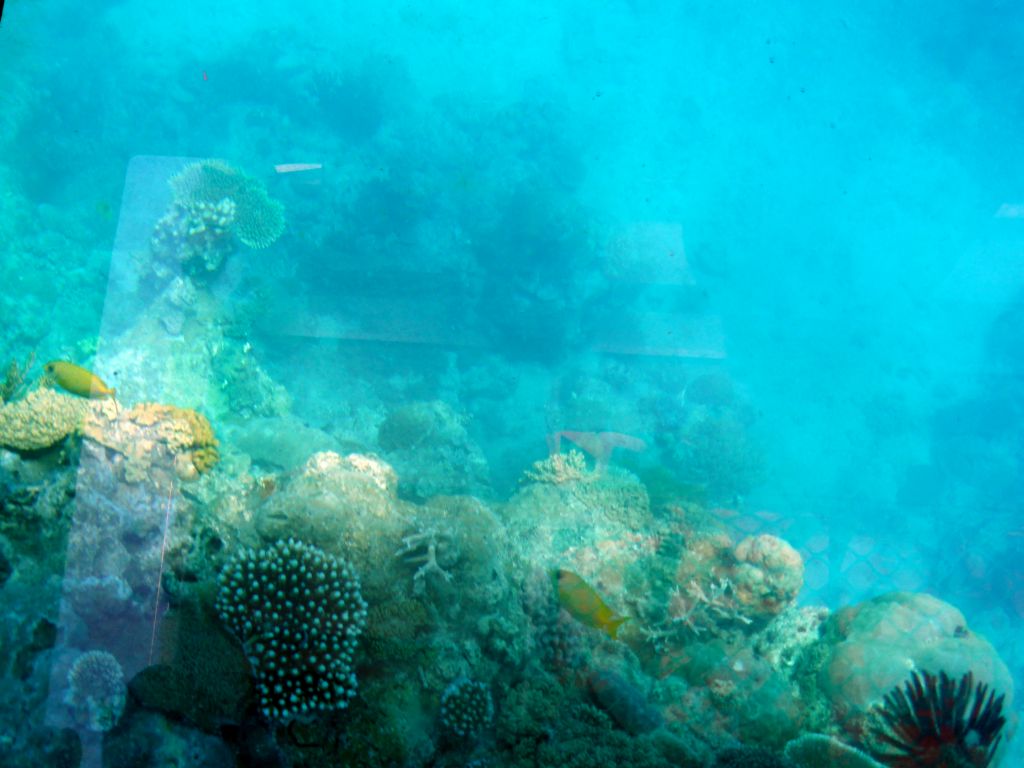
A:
[{"xmin": 1, "ymin": 0, "xmax": 1023, "ymax": 766}]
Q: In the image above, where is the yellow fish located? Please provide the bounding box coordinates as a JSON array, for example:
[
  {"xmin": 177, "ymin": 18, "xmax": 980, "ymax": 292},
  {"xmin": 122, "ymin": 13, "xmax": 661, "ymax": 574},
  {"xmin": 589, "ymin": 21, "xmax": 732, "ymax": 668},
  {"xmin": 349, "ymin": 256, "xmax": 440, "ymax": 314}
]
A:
[
  {"xmin": 552, "ymin": 568, "xmax": 629, "ymax": 639},
  {"xmin": 44, "ymin": 361, "xmax": 116, "ymax": 399}
]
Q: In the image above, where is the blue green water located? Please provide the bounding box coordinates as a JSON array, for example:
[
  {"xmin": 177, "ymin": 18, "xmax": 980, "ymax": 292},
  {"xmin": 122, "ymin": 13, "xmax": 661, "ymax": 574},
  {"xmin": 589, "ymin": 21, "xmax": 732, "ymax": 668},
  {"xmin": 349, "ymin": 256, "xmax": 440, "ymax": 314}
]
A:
[{"xmin": 1, "ymin": 1, "xmax": 1022, "ymax": 766}]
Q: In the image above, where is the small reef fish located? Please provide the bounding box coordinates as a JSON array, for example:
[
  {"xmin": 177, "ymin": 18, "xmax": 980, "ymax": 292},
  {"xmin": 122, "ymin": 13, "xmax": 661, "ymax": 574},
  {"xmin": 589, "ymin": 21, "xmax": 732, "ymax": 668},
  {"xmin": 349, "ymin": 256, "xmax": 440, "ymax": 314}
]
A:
[
  {"xmin": 274, "ymin": 163, "xmax": 323, "ymax": 174},
  {"xmin": 44, "ymin": 361, "xmax": 116, "ymax": 399},
  {"xmin": 552, "ymin": 568, "xmax": 629, "ymax": 639}
]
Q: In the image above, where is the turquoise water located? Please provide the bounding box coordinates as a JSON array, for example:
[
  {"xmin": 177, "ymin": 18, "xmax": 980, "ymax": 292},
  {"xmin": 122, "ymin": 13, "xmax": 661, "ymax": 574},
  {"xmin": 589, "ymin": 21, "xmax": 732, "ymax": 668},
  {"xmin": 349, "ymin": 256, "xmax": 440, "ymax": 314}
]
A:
[{"xmin": 1, "ymin": 1, "xmax": 1022, "ymax": 766}]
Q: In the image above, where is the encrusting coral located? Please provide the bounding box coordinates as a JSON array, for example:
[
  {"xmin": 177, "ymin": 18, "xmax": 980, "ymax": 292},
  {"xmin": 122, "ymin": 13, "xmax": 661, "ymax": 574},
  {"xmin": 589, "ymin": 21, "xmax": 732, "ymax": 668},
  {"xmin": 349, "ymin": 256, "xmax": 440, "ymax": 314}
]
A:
[{"xmin": 83, "ymin": 401, "xmax": 220, "ymax": 481}]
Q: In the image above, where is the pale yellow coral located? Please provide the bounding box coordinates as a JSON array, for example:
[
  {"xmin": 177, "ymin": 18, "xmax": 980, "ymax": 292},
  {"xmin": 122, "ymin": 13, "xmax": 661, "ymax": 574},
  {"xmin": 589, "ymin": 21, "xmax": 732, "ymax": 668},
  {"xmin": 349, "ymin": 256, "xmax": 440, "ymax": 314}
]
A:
[
  {"xmin": 522, "ymin": 449, "xmax": 592, "ymax": 485},
  {"xmin": 0, "ymin": 388, "xmax": 88, "ymax": 451}
]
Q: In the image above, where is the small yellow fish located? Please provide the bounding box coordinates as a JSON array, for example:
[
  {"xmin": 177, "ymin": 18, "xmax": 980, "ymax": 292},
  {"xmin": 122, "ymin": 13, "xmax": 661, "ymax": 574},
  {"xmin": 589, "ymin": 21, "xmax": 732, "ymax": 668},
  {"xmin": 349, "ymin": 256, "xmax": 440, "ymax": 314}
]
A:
[
  {"xmin": 552, "ymin": 568, "xmax": 629, "ymax": 639},
  {"xmin": 44, "ymin": 361, "xmax": 116, "ymax": 399}
]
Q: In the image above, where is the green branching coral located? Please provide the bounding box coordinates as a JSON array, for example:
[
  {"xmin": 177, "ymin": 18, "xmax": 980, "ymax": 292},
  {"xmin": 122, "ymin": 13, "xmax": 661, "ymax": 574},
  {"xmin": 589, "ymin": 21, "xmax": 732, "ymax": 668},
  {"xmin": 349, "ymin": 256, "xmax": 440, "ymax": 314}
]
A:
[{"xmin": 169, "ymin": 160, "xmax": 285, "ymax": 249}]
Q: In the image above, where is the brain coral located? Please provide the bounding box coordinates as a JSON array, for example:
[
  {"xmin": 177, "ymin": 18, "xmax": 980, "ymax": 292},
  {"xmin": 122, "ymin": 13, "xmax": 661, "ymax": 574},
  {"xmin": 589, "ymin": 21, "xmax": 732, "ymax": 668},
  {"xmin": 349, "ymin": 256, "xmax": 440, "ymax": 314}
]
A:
[
  {"xmin": 216, "ymin": 538, "xmax": 367, "ymax": 722},
  {"xmin": 169, "ymin": 160, "xmax": 284, "ymax": 249},
  {"xmin": 64, "ymin": 650, "xmax": 127, "ymax": 732},
  {"xmin": 0, "ymin": 388, "xmax": 87, "ymax": 451},
  {"xmin": 816, "ymin": 592, "xmax": 1014, "ymax": 735},
  {"xmin": 730, "ymin": 534, "xmax": 804, "ymax": 618}
]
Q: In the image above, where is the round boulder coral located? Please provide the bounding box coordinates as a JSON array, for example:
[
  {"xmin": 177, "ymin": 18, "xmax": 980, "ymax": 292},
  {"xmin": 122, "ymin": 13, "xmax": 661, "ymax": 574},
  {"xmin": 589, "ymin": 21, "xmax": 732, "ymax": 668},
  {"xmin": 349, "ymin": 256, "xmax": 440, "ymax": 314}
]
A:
[
  {"xmin": 0, "ymin": 388, "xmax": 86, "ymax": 451},
  {"xmin": 64, "ymin": 650, "xmax": 127, "ymax": 732},
  {"xmin": 216, "ymin": 538, "xmax": 367, "ymax": 721},
  {"xmin": 730, "ymin": 534, "xmax": 804, "ymax": 618},
  {"xmin": 816, "ymin": 592, "xmax": 1014, "ymax": 737},
  {"xmin": 440, "ymin": 678, "xmax": 494, "ymax": 738}
]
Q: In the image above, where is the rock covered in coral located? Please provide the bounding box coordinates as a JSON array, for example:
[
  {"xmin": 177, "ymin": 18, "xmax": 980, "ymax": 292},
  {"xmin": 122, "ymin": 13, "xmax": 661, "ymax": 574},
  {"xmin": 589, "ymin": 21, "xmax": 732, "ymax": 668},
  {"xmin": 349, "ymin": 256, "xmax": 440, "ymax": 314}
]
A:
[
  {"xmin": 729, "ymin": 534, "xmax": 804, "ymax": 619},
  {"xmin": 63, "ymin": 649, "xmax": 126, "ymax": 732},
  {"xmin": 440, "ymin": 677, "xmax": 494, "ymax": 738},
  {"xmin": 216, "ymin": 538, "xmax": 367, "ymax": 721},
  {"xmin": 82, "ymin": 400, "xmax": 219, "ymax": 482},
  {"xmin": 814, "ymin": 592, "xmax": 1015, "ymax": 736},
  {"xmin": 168, "ymin": 159, "xmax": 285, "ymax": 249},
  {"xmin": 754, "ymin": 605, "xmax": 830, "ymax": 671},
  {"xmin": 150, "ymin": 197, "xmax": 236, "ymax": 278}
]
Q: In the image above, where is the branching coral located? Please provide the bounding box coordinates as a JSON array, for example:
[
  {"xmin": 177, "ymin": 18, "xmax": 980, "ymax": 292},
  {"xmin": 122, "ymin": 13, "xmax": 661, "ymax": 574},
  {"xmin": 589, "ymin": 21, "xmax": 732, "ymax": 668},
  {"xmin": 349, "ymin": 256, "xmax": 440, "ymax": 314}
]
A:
[
  {"xmin": 866, "ymin": 670, "xmax": 1006, "ymax": 768},
  {"xmin": 395, "ymin": 526, "xmax": 457, "ymax": 594}
]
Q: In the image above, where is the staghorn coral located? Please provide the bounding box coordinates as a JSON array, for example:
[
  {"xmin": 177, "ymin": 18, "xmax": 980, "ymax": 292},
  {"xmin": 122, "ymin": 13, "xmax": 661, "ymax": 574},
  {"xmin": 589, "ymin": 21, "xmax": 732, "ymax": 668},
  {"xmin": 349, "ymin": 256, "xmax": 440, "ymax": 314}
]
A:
[
  {"xmin": 0, "ymin": 387, "xmax": 87, "ymax": 450},
  {"xmin": 216, "ymin": 538, "xmax": 367, "ymax": 722},
  {"xmin": 395, "ymin": 526, "xmax": 457, "ymax": 595},
  {"xmin": 169, "ymin": 160, "xmax": 285, "ymax": 249},
  {"xmin": 64, "ymin": 649, "xmax": 127, "ymax": 732},
  {"xmin": 439, "ymin": 677, "xmax": 494, "ymax": 738},
  {"xmin": 866, "ymin": 670, "xmax": 1006, "ymax": 768}
]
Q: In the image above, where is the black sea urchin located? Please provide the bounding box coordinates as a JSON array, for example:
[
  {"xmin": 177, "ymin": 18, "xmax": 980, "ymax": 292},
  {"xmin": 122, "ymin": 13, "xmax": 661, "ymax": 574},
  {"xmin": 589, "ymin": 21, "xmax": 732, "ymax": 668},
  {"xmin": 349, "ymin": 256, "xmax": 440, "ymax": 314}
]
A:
[{"xmin": 868, "ymin": 669, "xmax": 1006, "ymax": 767}]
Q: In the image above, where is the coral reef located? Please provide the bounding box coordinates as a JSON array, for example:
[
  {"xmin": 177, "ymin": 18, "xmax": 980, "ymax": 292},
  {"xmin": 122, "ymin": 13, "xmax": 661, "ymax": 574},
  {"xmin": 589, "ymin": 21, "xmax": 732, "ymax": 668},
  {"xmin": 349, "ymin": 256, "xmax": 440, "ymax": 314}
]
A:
[
  {"xmin": 377, "ymin": 400, "xmax": 491, "ymax": 500},
  {"xmin": 440, "ymin": 677, "xmax": 494, "ymax": 738},
  {"xmin": 63, "ymin": 649, "xmax": 126, "ymax": 732},
  {"xmin": 169, "ymin": 159, "xmax": 285, "ymax": 249},
  {"xmin": 216, "ymin": 538, "xmax": 368, "ymax": 721},
  {"xmin": 150, "ymin": 197, "xmax": 236, "ymax": 277},
  {"xmin": 866, "ymin": 670, "xmax": 1006, "ymax": 767}
]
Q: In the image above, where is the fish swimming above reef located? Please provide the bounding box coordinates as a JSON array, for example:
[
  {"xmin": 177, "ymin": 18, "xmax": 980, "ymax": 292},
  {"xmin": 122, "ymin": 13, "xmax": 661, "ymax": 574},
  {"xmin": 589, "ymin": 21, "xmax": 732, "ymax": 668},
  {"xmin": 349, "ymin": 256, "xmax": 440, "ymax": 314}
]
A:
[
  {"xmin": 552, "ymin": 568, "xmax": 630, "ymax": 639},
  {"xmin": 44, "ymin": 361, "xmax": 116, "ymax": 399}
]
